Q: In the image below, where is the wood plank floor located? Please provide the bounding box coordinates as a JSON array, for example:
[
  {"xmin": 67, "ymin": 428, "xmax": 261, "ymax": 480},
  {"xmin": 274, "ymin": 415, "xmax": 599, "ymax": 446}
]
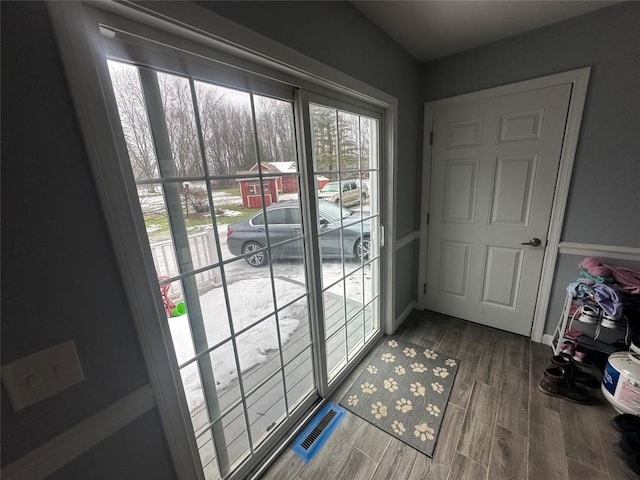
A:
[{"xmin": 261, "ymin": 310, "xmax": 628, "ymax": 480}]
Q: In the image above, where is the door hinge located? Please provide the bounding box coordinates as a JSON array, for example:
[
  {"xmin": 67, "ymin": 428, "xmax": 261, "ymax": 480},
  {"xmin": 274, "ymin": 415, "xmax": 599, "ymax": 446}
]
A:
[
  {"xmin": 426, "ymin": 213, "xmax": 430, "ymax": 225},
  {"xmin": 380, "ymin": 225, "xmax": 385, "ymax": 247},
  {"xmin": 429, "ymin": 131, "xmax": 433, "ymax": 145},
  {"xmin": 423, "ymin": 283, "xmax": 426, "ymax": 294}
]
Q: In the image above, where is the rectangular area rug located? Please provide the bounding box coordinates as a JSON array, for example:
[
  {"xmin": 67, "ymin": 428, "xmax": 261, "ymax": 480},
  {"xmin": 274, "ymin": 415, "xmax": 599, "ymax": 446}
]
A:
[{"xmin": 339, "ymin": 336, "xmax": 459, "ymax": 457}]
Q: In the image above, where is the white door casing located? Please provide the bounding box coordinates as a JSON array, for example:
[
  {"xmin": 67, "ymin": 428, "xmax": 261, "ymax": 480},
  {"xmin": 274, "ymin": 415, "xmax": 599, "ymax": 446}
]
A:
[{"xmin": 425, "ymin": 84, "xmax": 572, "ymax": 336}]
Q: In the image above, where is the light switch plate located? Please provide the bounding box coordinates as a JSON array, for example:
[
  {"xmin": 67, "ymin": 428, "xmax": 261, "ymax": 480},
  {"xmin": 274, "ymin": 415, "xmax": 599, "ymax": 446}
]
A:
[{"xmin": 2, "ymin": 340, "xmax": 85, "ymax": 411}]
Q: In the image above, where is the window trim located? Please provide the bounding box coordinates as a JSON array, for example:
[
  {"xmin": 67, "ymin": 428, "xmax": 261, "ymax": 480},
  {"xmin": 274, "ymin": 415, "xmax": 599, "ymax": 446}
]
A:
[{"xmin": 49, "ymin": 2, "xmax": 397, "ymax": 479}]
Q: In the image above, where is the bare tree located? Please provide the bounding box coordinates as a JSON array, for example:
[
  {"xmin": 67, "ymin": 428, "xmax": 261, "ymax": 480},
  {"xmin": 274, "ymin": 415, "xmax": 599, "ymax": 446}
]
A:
[
  {"xmin": 196, "ymin": 82, "xmax": 257, "ymax": 186},
  {"xmin": 157, "ymin": 73, "xmax": 203, "ymax": 177},
  {"xmin": 255, "ymin": 96, "xmax": 296, "ymax": 164},
  {"xmin": 108, "ymin": 61, "xmax": 158, "ymax": 185},
  {"xmin": 109, "ymin": 62, "xmax": 371, "ymax": 195}
]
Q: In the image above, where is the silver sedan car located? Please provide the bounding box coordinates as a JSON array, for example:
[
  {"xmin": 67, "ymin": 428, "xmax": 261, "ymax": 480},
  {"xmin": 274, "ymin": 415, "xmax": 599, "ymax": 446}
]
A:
[{"xmin": 227, "ymin": 201, "xmax": 370, "ymax": 267}]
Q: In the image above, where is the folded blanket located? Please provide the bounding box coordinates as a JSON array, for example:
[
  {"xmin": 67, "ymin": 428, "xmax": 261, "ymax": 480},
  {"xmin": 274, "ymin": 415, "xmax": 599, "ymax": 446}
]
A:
[
  {"xmin": 579, "ymin": 257, "xmax": 640, "ymax": 295},
  {"xmin": 611, "ymin": 267, "xmax": 640, "ymax": 294},
  {"xmin": 593, "ymin": 283, "xmax": 623, "ymax": 318}
]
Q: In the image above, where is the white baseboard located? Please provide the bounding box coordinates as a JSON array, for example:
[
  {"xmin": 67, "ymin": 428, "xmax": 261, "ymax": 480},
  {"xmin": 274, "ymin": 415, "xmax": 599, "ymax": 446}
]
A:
[
  {"xmin": 393, "ymin": 301, "xmax": 416, "ymax": 333},
  {"xmin": 2, "ymin": 384, "xmax": 155, "ymax": 480},
  {"xmin": 541, "ymin": 334, "xmax": 554, "ymax": 347},
  {"xmin": 396, "ymin": 231, "xmax": 419, "ymax": 250}
]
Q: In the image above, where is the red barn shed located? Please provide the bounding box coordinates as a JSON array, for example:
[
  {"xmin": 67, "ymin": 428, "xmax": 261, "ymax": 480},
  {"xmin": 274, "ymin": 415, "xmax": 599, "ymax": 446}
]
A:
[
  {"xmin": 236, "ymin": 173, "xmax": 279, "ymax": 208},
  {"xmin": 249, "ymin": 162, "xmax": 299, "ymax": 193}
]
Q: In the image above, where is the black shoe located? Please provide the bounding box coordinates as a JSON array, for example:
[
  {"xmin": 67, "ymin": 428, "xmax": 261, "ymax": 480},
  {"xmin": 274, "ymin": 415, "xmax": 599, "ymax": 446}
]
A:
[
  {"xmin": 612, "ymin": 413, "xmax": 640, "ymax": 433},
  {"xmin": 622, "ymin": 453, "xmax": 640, "ymax": 480},
  {"xmin": 550, "ymin": 354, "xmax": 600, "ymax": 388},
  {"xmin": 538, "ymin": 367, "xmax": 596, "ymax": 404},
  {"xmin": 615, "ymin": 437, "xmax": 640, "ymax": 461}
]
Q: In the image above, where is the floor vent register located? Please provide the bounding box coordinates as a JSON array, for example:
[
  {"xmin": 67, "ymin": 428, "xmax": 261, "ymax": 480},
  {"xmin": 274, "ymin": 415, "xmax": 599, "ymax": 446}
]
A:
[{"xmin": 292, "ymin": 403, "xmax": 346, "ymax": 462}]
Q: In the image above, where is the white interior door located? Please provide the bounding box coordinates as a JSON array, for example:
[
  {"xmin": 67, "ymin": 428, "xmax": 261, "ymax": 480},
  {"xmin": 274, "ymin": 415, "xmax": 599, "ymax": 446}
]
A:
[{"xmin": 425, "ymin": 84, "xmax": 571, "ymax": 336}]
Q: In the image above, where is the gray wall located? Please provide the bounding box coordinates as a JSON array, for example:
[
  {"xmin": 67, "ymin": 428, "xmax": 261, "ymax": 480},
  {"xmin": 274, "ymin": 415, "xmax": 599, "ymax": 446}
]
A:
[
  {"xmin": 1, "ymin": 2, "xmax": 176, "ymax": 477},
  {"xmin": 45, "ymin": 410, "xmax": 176, "ymax": 480},
  {"xmin": 201, "ymin": 1, "xmax": 424, "ymax": 318},
  {"xmin": 421, "ymin": 2, "xmax": 640, "ymax": 334},
  {"xmin": 1, "ymin": 0, "xmax": 422, "ymax": 476}
]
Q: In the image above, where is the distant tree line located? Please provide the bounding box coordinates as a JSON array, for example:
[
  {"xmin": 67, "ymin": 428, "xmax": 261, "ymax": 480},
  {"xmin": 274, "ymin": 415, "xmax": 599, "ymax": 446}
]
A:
[{"xmin": 109, "ymin": 61, "xmax": 371, "ymax": 192}]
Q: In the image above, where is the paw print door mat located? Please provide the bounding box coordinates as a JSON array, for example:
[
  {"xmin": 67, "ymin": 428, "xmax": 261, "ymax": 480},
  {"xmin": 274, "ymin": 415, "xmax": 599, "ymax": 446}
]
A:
[{"xmin": 339, "ymin": 336, "xmax": 459, "ymax": 457}]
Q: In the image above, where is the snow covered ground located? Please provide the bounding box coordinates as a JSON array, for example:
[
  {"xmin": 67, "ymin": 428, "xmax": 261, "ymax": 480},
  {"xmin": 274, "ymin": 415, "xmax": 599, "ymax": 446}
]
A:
[
  {"xmin": 149, "ymin": 191, "xmax": 375, "ymax": 413},
  {"xmin": 167, "ymin": 258, "xmax": 371, "ymax": 412},
  {"xmin": 169, "ymin": 277, "xmax": 307, "ymax": 410}
]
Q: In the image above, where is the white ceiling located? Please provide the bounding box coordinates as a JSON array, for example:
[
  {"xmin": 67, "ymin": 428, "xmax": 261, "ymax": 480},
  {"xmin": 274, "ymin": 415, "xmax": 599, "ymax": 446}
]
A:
[{"xmin": 352, "ymin": 1, "xmax": 620, "ymax": 62}]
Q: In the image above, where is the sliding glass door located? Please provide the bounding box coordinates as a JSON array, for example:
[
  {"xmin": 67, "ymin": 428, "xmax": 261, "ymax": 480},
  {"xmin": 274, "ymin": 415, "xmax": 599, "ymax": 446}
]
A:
[
  {"xmin": 104, "ymin": 36, "xmax": 382, "ymax": 480},
  {"xmin": 306, "ymin": 99, "xmax": 381, "ymax": 382}
]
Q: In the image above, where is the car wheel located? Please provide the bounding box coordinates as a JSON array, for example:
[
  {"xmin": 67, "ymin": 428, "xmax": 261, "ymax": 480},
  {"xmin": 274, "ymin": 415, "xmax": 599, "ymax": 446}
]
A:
[
  {"xmin": 354, "ymin": 237, "xmax": 370, "ymax": 261},
  {"xmin": 335, "ymin": 197, "xmax": 341, "ymax": 206},
  {"xmin": 242, "ymin": 241, "xmax": 267, "ymax": 267}
]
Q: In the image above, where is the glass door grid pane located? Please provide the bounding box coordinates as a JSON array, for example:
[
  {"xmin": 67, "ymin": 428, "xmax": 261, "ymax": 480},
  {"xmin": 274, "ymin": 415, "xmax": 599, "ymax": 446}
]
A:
[
  {"xmin": 108, "ymin": 60, "xmax": 316, "ymax": 479},
  {"xmin": 309, "ymin": 102, "xmax": 381, "ymax": 381}
]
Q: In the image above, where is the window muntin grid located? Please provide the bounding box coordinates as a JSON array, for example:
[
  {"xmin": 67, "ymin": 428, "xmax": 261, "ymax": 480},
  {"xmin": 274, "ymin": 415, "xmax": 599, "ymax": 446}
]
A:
[
  {"xmin": 107, "ymin": 59, "xmax": 314, "ymax": 478},
  {"xmin": 309, "ymin": 103, "xmax": 381, "ymax": 382},
  {"xmin": 106, "ymin": 49, "xmax": 382, "ymax": 477}
]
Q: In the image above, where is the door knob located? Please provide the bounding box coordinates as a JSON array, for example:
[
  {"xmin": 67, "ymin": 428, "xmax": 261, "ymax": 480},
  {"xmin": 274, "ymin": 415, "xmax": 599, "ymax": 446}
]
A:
[{"xmin": 521, "ymin": 238, "xmax": 542, "ymax": 247}]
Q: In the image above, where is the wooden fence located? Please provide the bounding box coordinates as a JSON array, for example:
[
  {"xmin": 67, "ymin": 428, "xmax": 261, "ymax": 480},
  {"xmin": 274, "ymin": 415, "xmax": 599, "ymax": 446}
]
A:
[{"xmin": 150, "ymin": 228, "xmax": 221, "ymax": 299}]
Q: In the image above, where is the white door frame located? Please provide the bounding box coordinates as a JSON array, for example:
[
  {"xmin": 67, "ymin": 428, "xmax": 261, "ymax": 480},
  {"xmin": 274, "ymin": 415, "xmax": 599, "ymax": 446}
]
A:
[{"xmin": 417, "ymin": 68, "xmax": 591, "ymax": 342}]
